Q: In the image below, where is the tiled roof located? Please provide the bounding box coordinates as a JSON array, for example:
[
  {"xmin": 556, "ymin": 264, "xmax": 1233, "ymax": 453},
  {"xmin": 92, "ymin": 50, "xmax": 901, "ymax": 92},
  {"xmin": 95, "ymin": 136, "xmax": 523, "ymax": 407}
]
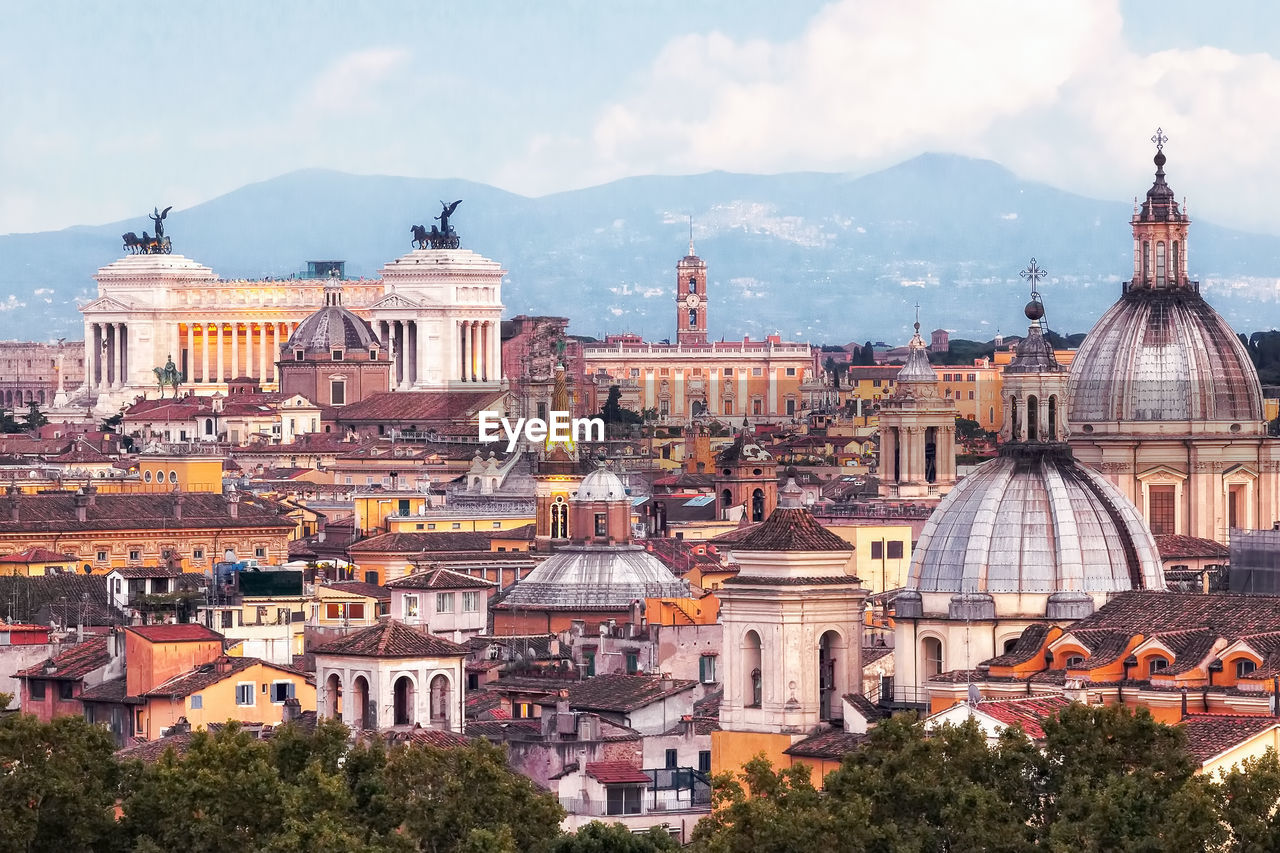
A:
[
  {"xmin": 109, "ymin": 566, "xmax": 186, "ymax": 579},
  {"xmin": 115, "ymin": 732, "xmax": 196, "ymax": 762},
  {"xmin": 385, "ymin": 568, "xmax": 496, "ymax": 591},
  {"xmin": 1156, "ymin": 534, "xmax": 1230, "ymax": 560},
  {"xmin": 565, "ymin": 674, "xmax": 696, "ymax": 713},
  {"xmin": 1068, "ymin": 591, "xmax": 1280, "ymax": 635},
  {"xmin": 862, "ymin": 646, "xmax": 892, "ymax": 665},
  {"xmin": 694, "ymin": 690, "xmax": 721, "ymax": 719},
  {"xmin": 384, "ymin": 728, "xmax": 473, "ymax": 749},
  {"xmin": 466, "ymin": 719, "xmax": 543, "ymax": 740},
  {"xmin": 1180, "ymin": 714, "xmax": 1280, "ymax": 763},
  {"xmin": 18, "ymin": 636, "xmax": 109, "ymax": 680},
  {"xmin": 971, "ymin": 695, "xmax": 1072, "ymax": 740},
  {"xmin": 642, "ymin": 538, "xmax": 723, "ymax": 576},
  {"xmin": 350, "ymin": 530, "xmax": 527, "ymax": 554},
  {"xmin": 334, "ymin": 391, "xmax": 506, "ymax": 424},
  {"xmin": 127, "ymin": 624, "xmax": 223, "ymax": 643},
  {"xmin": 321, "ymin": 580, "xmax": 390, "ymax": 600},
  {"xmin": 0, "ymin": 547, "xmax": 73, "ymax": 563},
  {"xmin": 783, "ymin": 727, "xmax": 868, "ymax": 759},
  {"xmin": 985, "ymin": 623, "xmax": 1053, "ymax": 667},
  {"xmin": 1149, "ymin": 629, "xmax": 1218, "ymax": 676},
  {"xmin": 716, "ymin": 507, "xmax": 851, "ymax": 552},
  {"xmin": 585, "ymin": 761, "xmax": 650, "ymax": 784},
  {"xmin": 843, "ymin": 692, "xmax": 888, "ymax": 722},
  {"xmin": 0, "ymin": 574, "xmax": 115, "ymax": 626},
  {"xmin": 77, "ymin": 676, "xmax": 130, "ymax": 703},
  {"xmin": 1066, "ymin": 629, "xmax": 1133, "ymax": 671},
  {"xmin": 143, "ymin": 656, "xmax": 256, "ymax": 698},
  {"xmin": 0, "ymin": 492, "xmax": 292, "ymax": 534},
  {"xmin": 312, "ymin": 620, "xmax": 469, "ymax": 658},
  {"xmin": 715, "ymin": 433, "xmax": 773, "ymax": 465}
]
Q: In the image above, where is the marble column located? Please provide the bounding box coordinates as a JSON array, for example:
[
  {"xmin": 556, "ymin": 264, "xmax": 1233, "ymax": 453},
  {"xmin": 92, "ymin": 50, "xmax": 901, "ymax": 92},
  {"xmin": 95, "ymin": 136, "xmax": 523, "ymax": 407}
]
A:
[
  {"xmin": 107, "ymin": 323, "xmax": 118, "ymax": 388},
  {"xmin": 216, "ymin": 323, "xmax": 225, "ymax": 383},
  {"xmin": 257, "ymin": 324, "xmax": 267, "ymax": 384},
  {"xmin": 84, "ymin": 323, "xmax": 97, "ymax": 391},
  {"xmin": 407, "ymin": 321, "xmax": 418, "ymax": 385},
  {"xmin": 462, "ymin": 322, "xmax": 471, "ymax": 382},
  {"xmin": 479, "ymin": 322, "xmax": 488, "ymax": 382},
  {"xmin": 416, "ymin": 320, "xmax": 429, "ymax": 388},
  {"xmin": 231, "ymin": 322, "xmax": 239, "ymax": 380},
  {"xmin": 118, "ymin": 324, "xmax": 127, "ymax": 387},
  {"xmin": 201, "ymin": 323, "xmax": 210, "ymax": 383}
]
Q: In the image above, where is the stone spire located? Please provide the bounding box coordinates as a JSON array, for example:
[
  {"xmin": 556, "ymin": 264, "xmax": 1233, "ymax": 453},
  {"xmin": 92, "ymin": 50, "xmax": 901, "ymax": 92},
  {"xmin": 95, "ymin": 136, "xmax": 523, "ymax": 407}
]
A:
[
  {"xmin": 895, "ymin": 305, "xmax": 936, "ymax": 385},
  {"xmin": 1130, "ymin": 128, "xmax": 1191, "ymax": 290}
]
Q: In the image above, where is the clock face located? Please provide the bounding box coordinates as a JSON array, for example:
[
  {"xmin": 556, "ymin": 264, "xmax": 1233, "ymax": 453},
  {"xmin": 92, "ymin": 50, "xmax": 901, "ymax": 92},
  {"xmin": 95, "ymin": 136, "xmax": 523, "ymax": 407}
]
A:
[{"xmin": 685, "ymin": 293, "xmax": 701, "ymax": 308}]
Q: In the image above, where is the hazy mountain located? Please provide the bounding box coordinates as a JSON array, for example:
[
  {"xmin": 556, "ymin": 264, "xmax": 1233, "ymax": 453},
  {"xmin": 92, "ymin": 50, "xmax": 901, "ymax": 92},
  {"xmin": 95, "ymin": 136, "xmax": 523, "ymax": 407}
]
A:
[{"xmin": 5, "ymin": 153, "xmax": 1280, "ymax": 345}]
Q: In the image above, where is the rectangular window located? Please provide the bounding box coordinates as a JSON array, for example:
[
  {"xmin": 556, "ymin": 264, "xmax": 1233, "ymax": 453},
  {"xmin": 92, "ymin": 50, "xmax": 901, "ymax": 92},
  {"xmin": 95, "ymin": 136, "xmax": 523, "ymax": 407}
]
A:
[
  {"xmin": 451, "ymin": 522, "xmax": 461, "ymax": 530},
  {"xmin": 887, "ymin": 541, "xmax": 904, "ymax": 560},
  {"xmin": 785, "ymin": 367, "xmax": 796, "ymax": 376},
  {"xmin": 462, "ymin": 591, "xmax": 479, "ymax": 612},
  {"xmin": 665, "ymin": 749, "xmax": 678, "ymax": 769},
  {"xmin": 625, "ymin": 652, "xmax": 639, "ymax": 674},
  {"xmin": 192, "ymin": 548, "xmax": 204, "ymax": 560},
  {"xmin": 254, "ymin": 547, "xmax": 266, "ymax": 558},
  {"xmin": 190, "ymin": 695, "xmax": 203, "ymax": 710},
  {"xmin": 583, "ymin": 651, "xmax": 595, "ymax": 677},
  {"xmin": 786, "ymin": 399, "xmax": 795, "ymax": 416},
  {"xmin": 96, "ymin": 550, "xmax": 108, "ymax": 562},
  {"xmin": 325, "ymin": 603, "xmax": 342, "ymax": 620},
  {"xmin": 606, "ymin": 786, "xmax": 643, "ymax": 816},
  {"xmin": 236, "ymin": 683, "xmax": 255, "ymax": 707},
  {"xmin": 723, "ymin": 368, "xmax": 733, "ymax": 376},
  {"xmin": 1148, "ymin": 485, "xmax": 1176, "ymax": 535},
  {"xmin": 29, "ymin": 679, "xmax": 45, "ymax": 701},
  {"xmin": 271, "ymin": 682, "xmax": 296, "ymax": 703},
  {"xmin": 347, "ymin": 603, "xmax": 365, "ymax": 620},
  {"xmin": 332, "ymin": 349, "xmax": 343, "ymax": 361},
  {"xmin": 221, "ymin": 611, "xmax": 235, "ymax": 629},
  {"xmin": 437, "ymin": 592, "xmax": 455, "ymax": 613},
  {"xmin": 58, "ymin": 681, "xmax": 74, "ymax": 701},
  {"xmin": 699, "ymin": 654, "xmax": 717, "ymax": 684},
  {"xmin": 870, "ymin": 541, "xmax": 884, "ymax": 560},
  {"xmin": 967, "ymin": 373, "xmax": 976, "ymax": 382},
  {"xmin": 404, "ymin": 595, "xmax": 419, "ymax": 619},
  {"xmin": 752, "ymin": 399, "xmax": 762, "ymax": 415},
  {"xmin": 128, "ymin": 549, "xmax": 141, "ymax": 562},
  {"xmin": 752, "ymin": 367, "xmax": 762, "ymax": 376},
  {"xmin": 595, "ymin": 513, "xmax": 607, "ymax": 537},
  {"xmin": 330, "ymin": 380, "xmax": 345, "ymax": 405},
  {"xmin": 698, "ymin": 750, "xmax": 712, "ymax": 774}
]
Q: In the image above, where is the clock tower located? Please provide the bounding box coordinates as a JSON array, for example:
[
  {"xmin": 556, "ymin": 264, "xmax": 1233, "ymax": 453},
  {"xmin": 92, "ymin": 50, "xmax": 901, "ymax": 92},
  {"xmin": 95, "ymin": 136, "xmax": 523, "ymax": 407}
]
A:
[{"xmin": 675, "ymin": 230, "xmax": 707, "ymax": 345}]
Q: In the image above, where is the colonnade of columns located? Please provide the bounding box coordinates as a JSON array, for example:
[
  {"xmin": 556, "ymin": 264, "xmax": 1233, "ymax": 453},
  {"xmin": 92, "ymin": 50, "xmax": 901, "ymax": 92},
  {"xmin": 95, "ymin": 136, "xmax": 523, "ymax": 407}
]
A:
[
  {"xmin": 457, "ymin": 319, "xmax": 498, "ymax": 384},
  {"xmin": 178, "ymin": 321, "xmax": 297, "ymax": 387},
  {"xmin": 85, "ymin": 321, "xmax": 128, "ymax": 391}
]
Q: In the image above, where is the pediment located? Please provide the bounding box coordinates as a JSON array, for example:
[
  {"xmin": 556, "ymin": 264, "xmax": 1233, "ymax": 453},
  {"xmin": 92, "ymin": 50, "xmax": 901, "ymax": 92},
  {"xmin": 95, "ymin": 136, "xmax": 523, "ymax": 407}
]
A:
[
  {"xmin": 367, "ymin": 292, "xmax": 423, "ymax": 310},
  {"xmin": 1223, "ymin": 463, "xmax": 1259, "ymax": 482},
  {"xmin": 80, "ymin": 295, "xmax": 132, "ymax": 314},
  {"xmin": 1136, "ymin": 464, "xmax": 1187, "ymax": 484}
]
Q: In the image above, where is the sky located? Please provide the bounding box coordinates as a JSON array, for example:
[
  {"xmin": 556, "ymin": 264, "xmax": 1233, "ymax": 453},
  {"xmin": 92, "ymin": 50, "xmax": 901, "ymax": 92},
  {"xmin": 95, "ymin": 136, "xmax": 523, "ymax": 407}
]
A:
[{"xmin": 4, "ymin": 0, "xmax": 1280, "ymax": 236}]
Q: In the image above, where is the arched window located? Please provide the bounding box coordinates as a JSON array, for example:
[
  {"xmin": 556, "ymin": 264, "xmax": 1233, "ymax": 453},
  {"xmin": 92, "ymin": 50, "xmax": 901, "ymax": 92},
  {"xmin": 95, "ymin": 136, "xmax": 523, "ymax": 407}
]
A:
[
  {"xmin": 721, "ymin": 489, "xmax": 734, "ymax": 515},
  {"xmin": 393, "ymin": 675, "xmax": 415, "ymax": 726},
  {"xmin": 1172, "ymin": 241, "xmax": 1180, "ymax": 283},
  {"xmin": 1010, "ymin": 398, "xmax": 1020, "ymax": 441},
  {"xmin": 922, "ymin": 637, "xmax": 944, "ymax": 678},
  {"xmin": 1147, "ymin": 656, "xmax": 1169, "ymax": 676},
  {"xmin": 751, "ymin": 488, "xmax": 765, "ymax": 523},
  {"xmin": 688, "ymin": 276, "xmax": 697, "ymax": 293},
  {"xmin": 1236, "ymin": 658, "xmax": 1258, "ymax": 679},
  {"xmin": 1026, "ymin": 395, "xmax": 1039, "ymax": 440},
  {"xmin": 550, "ymin": 497, "xmax": 568, "ymax": 539},
  {"xmin": 1156, "ymin": 241, "xmax": 1166, "ymax": 287},
  {"xmin": 688, "ymin": 309, "xmax": 697, "ymax": 328},
  {"xmin": 430, "ymin": 674, "xmax": 451, "ymax": 726},
  {"xmin": 744, "ymin": 630, "xmax": 763, "ymax": 708},
  {"xmin": 1047, "ymin": 396, "xmax": 1058, "ymax": 440},
  {"xmin": 1143, "ymin": 241, "xmax": 1151, "ymax": 283}
]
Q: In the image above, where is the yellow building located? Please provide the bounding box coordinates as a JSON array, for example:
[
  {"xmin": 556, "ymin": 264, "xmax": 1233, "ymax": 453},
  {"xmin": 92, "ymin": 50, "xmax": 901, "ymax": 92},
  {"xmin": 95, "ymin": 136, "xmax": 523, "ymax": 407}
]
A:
[
  {"xmin": 825, "ymin": 524, "xmax": 914, "ymax": 594},
  {"xmin": 140, "ymin": 655, "xmax": 315, "ymax": 738},
  {"xmin": 0, "ymin": 547, "xmax": 75, "ymax": 576}
]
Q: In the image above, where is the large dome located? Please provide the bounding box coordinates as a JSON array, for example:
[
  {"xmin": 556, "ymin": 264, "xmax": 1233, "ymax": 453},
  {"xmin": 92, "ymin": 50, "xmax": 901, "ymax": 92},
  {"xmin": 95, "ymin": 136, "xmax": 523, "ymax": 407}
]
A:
[
  {"xmin": 286, "ymin": 300, "xmax": 380, "ymax": 354},
  {"xmin": 908, "ymin": 445, "xmax": 1164, "ymax": 597},
  {"xmin": 497, "ymin": 545, "xmax": 689, "ymax": 610},
  {"xmin": 1068, "ymin": 288, "xmax": 1262, "ymax": 423}
]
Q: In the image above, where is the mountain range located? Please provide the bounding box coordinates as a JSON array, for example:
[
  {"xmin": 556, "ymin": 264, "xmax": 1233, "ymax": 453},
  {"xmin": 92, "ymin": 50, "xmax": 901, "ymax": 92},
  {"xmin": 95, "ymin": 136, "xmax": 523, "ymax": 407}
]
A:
[{"xmin": 4, "ymin": 153, "xmax": 1280, "ymax": 345}]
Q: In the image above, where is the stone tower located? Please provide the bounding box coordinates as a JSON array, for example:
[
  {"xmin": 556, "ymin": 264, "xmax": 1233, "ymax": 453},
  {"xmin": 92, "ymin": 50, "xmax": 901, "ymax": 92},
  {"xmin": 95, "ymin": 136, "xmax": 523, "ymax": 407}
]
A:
[
  {"xmin": 675, "ymin": 229, "xmax": 707, "ymax": 346},
  {"xmin": 714, "ymin": 432, "xmax": 777, "ymax": 522},
  {"xmin": 534, "ymin": 364, "xmax": 584, "ymax": 546},
  {"xmin": 878, "ymin": 314, "xmax": 956, "ymax": 500}
]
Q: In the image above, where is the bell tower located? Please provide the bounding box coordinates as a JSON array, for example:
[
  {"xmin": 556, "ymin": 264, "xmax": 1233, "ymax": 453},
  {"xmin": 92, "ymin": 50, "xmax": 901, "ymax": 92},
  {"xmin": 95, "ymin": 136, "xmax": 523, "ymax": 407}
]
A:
[
  {"xmin": 676, "ymin": 222, "xmax": 707, "ymax": 345},
  {"xmin": 877, "ymin": 309, "xmax": 956, "ymax": 500}
]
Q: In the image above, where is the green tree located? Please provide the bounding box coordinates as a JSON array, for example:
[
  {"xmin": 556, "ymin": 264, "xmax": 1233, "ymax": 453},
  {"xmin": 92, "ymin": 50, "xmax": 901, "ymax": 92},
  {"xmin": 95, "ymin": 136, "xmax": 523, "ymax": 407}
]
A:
[
  {"xmin": 22, "ymin": 401, "xmax": 48, "ymax": 431},
  {"xmin": 0, "ymin": 712, "xmax": 122, "ymax": 853},
  {"xmin": 955, "ymin": 415, "xmax": 994, "ymax": 443},
  {"xmin": 382, "ymin": 739, "xmax": 565, "ymax": 853},
  {"xmin": 552, "ymin": 822, "xmax": 679, "ymax": 853}
]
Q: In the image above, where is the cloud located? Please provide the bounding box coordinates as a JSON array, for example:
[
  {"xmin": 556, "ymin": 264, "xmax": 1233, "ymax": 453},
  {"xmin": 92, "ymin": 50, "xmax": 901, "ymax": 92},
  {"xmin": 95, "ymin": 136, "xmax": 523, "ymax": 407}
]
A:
[{"xmin": 298, "ymin": 48, "xmax": 410, "ymax": 117}]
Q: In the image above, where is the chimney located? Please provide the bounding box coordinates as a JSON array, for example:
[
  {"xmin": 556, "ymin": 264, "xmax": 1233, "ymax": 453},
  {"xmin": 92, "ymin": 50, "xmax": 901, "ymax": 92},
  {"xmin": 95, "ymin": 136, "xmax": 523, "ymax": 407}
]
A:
[
  {"xmin": 173, "ymin": 493, "xmax": 185, "ymax": 521},
  {"xmin": 577, "ymin": 712, "xmax": 600, "ymax": 742},
  {"xmin": 73, "ymin": 490, "xmax": 89, "ymax": 523},
  {"xmin": 215, "ymin": 656, "xmax": 233, "ymax": 674},
  {"xmin": 7, "ymin": 497, "xmax": 16, "ymax": 523},
  {"xmin": 282, "ymin": 697, "xmax": 302, "ymax": 723},
  {"xmin": 170, "ymin": 716, "xmax": 192, "ymax": 735},
  {"xmin": 228, "ymin": 490, "xmax": 240, "ymax": 519},
  {"xmin": 84, "ymin": 485, "xmax": 97, "ymax": 506}
]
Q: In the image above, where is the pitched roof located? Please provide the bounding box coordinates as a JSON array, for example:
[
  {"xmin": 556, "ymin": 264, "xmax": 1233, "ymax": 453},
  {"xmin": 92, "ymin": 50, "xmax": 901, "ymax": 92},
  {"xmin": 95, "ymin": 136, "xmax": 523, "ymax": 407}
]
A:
[
  {"xmin": 783, "ymin": 728, "xmax": 868, "ymax": 759},
  {"xmin": 714, "ymin": 507, "xmax": 852, "ymax": 552},
  {"xmin": 386, "ymin": 728, "xmax": 473, "ymax": 749},
  {"xmin": 77, "ymin": 676, "xmax": 130, "ymax": 703},
  {"xmin": 1181, "ymin": 714, "xmax": 1280, "ymax": 764},
  {"xmin": 385, "ymin": 568, "xmax": 496, "ymax": 591},
  {"xmin": 971, "ymin": 695, "xmax": 1072, "ymax": 740},
  {"xmin": 349, "ymin": 530, "xmax": 526, "ymax": 554},
  {"xmin": 108, "ymin": 566, "xmax": 186, "ymax": 579},
  {"xmin": 585, "ymin": 761, "xmax": 651, "ymax": 784},
  {"xmin": 127, "ymin": 623, "xmax": 223, "ymax": 643},
  {"xmin": 17, "ymin": 636, "xmax": 109, "ymax": 680},
  {"xmin": 321, "ymin": 580, "xmax": 391, "ymax": 600},
  {"xmin": 0, "ymin": 492, "xmax": 292, "ymax": 534},
  {"xmin": 0, "ymin": 573, "xmax": 115, "ymax": 626},
  {"xmin": 985, "ymin": 623, "xmax": 1053, "ymax": 667},
  {"xmin": 565, "ymin": 674, "xmax": 697, "ymax": 713},
  {"xmin": 333, "ymin": 391, "xmax": 506, "ymax": 424},
  {"xmin": 312, "ymin": 620, "xmax": 469, "ymax": 658},
  {"xmin": 0, "ymin": 547, "xmax": 74, "ymax": 564},
  {"xmin": 142, "ymin": 656, "xmax": 306, "ymax": 698},
  {"xmin": 1156, "ymin": 534, "xmax": 1230, "ymax": 560},
  {"xmin": 115, "ymin": 732, "xmax": 196, "ymax": 762},
  {"xmin": 1070, "ymin": 591, "xmax": 1280, "ymax": 637}
]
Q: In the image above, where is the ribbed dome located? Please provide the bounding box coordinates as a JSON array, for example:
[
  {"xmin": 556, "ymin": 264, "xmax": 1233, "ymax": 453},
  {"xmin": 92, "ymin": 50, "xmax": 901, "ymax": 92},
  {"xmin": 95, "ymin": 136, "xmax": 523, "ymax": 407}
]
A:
[
  {"xmin": 497, "ymin": 545, "xmax": 689, "ymax": 610},
  {"xmin": 574, "ymin": 467, "xmax": 628, "ymax": 502},
  {"xmin": 909, "ymin": 444, "xmax": 1164, "ymax": 596},
  {"xmin": 1067, "ymin": 289, "xmax": 1261, "ymax": 423},
  {"xmin": 286, "ymin": 303, "xmax": 380, "ymax": 353}
]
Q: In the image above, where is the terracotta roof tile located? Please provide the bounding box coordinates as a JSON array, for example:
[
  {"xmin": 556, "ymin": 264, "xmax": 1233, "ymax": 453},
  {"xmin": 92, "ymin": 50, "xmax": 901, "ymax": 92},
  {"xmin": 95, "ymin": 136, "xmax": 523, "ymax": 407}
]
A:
[
  {"xmin": 585, "ymin": 761, "xmax": 651, "ymax": 784},
  {"xmin": 1180, "ymin": 714, "xmax": 1280, "ymax": 763},
  {"xmin": 127, "ymin": 624, "xmax": 223, "ymax": 643},
  {"xmin": 17, "ymin": 636, "xmax": 108, "ymax": 680},
  {"xmin": 985, "ymin": 623, "xmax": 1053, "ymax": 667},
  {"xmin": 970, "ymin": 695, "xmax": 1072, "ymax": 739},
  {"xmin": 334, "ymin": 391, "xmax": 506, "ymax": 424},
  {"xmin": 565, "ymin": 674, "xmax": 696, "ymax": 713},
  {"xmin": 1070, "ymin": 591, "xmax": 1280, "ymax": 636},
  {"xmin": 321, "ymin": 581, "xmax": 390, "ymax": 600},
  {"xmin": 109, "ymin": 566, "xmax": 186, "ymax": 579},
  {"xmin": 783, "ymin": 727, "xmax": 868, "ymax": 759},
  {"xmin": 0, "ymin": 574, "xmax": 114, "ymax": 626},
  {"xmin": 1156, "ymin": 534, "xmax": 1230, "ymax": 560},
  {"xmin": 0, "ymin": 547, "xmax": 73, "ymax": 563},
  {"xmin": 350, "ymin": 530, "xmax": 525, "ymax": 554},
  {"xmin": 0, "ymin": 492, "xmax": 292, "ymax": 534},
  {"xmin": 385, "ymin": 568, "xmax": 496, "ymax": 590},
  {"xmin": 142, "ymin": 656, "xmax": 305, "ymax": 698},
  {"xmin": 714, "ymin": 507, "xmax": 851, "ymax": 552},
  {"xmin": 77, "ymin": 676, "xmax": 130, "ymax": 703},
  {"xmin": 115, "ymin": 732, "xmax": 196, "ymax": 762},
  {"xmin": 312, "ymin": 620, "xmax": 469, "ymax": 658},
  {"xmin": 385, "ymin": 728, "xmax": 473, "ymax": 749}
]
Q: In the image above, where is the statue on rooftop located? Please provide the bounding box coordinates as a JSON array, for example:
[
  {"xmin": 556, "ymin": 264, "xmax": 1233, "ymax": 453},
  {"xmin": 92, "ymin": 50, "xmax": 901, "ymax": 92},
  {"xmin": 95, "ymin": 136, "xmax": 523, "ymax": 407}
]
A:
[{"xmin": 410, "ymin": 199, "xmax": 463, "ymax": 249}]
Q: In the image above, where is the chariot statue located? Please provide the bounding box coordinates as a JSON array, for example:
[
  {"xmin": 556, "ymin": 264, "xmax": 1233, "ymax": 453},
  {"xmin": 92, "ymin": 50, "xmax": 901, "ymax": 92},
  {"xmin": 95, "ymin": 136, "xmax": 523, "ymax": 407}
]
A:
[
  {"xmin": 411, "ymin": 199, "xmax": 462, "ymax": 249},
  {"xmin": 122, "ymin": 206, "xmax": 173, "ymax": 254}
]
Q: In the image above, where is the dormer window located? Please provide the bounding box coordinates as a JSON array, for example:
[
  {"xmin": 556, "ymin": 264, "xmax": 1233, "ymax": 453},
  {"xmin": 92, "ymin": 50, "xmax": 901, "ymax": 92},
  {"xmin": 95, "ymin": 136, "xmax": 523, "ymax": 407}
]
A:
[
  {"xmin": 294, "ymin": 349, "xmax": 304, "ymax": 362},
  {"xmin": 370, "ymin": 348, "xmax": 379, "ymax": 361},
  {"xmin": 332, "ymin": 349, "xmax": 343, "ymax": 361}
]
